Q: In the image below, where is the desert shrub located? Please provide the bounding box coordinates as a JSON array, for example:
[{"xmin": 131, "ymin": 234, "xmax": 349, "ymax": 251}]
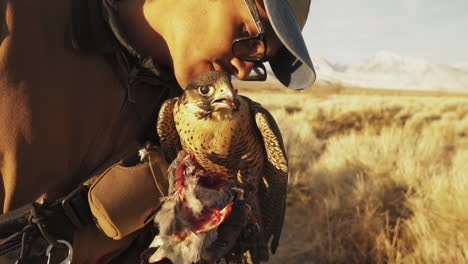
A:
[{"xmin": 262, "ymin": 92, "xmax": 468, "ymax": 264}]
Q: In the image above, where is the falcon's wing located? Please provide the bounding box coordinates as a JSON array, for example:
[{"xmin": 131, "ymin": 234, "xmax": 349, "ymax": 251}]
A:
[
  {"xmin": 248, "ymin": 97, "xmax": 288, "ymax": 254},
  {"xmin": 157, "ymin": 98, "xmax": 181, "ymax": 162}
]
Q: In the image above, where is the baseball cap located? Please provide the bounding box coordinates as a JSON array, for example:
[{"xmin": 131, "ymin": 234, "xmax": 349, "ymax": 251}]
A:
[{"xmin": 264, "ymin": 0, "xmax": 316, "ymax": 90}]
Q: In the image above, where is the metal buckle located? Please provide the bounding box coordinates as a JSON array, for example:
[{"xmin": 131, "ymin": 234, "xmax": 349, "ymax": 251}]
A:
[
  {"xmin": 61, "ymin": 185, "xmax": 90, "ymax": 228},
  {"xmin": 46, "ymin": 239, "xmax": 73, "ymax": 264}
]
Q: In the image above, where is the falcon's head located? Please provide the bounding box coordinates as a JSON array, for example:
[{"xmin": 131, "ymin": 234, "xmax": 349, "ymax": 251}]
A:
[{"xmin": 181, "ymin": 71, "xmax": 240, "ymax": 119}]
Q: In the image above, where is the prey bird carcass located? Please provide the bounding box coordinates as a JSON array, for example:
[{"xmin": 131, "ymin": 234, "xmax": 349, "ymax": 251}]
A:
[{"xmin": 149, "ymin": 71, "xmax": 288, "ymax": 264}]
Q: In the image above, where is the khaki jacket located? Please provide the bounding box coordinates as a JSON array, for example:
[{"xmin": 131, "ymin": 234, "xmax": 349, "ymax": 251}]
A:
[{"xmin": 0, "ymin": 0, "xmax": 179, "ymax": 262}]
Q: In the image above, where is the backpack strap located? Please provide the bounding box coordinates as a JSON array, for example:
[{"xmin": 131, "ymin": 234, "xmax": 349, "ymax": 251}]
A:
[{"xmin": 0, "ymin": 185, "xmax": 92, "ymax": 260}]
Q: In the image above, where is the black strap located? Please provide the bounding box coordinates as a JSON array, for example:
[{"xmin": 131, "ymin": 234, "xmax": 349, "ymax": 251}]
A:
[
  {"xmin": 70, "ymin": 0, "xmax": 119, "ymax": 53},
  {"xmin": 0, "ymin": 203, "xmax": 35, "ymax": 238},
  {"xmin": 0, "ymin": 185, "xmax": 93, "ymax": 258},
  {"xmin": 60, "ymin": 185, "xmax": 93, "ymax": 228},
  {"xmin": 0, "ymin": 204, "xmax": 36, "ymax": 256}
]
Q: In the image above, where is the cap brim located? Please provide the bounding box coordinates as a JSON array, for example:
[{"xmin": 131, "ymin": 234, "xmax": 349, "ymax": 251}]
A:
[{"xmin": 264, "ymin": 0, "xmax": 316, "ymax": 90}]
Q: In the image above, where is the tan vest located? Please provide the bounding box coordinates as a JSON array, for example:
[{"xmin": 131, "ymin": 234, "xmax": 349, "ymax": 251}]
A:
[{"xmin": 0, "ymin": 0, "xmax": 179, "ymax": 262}]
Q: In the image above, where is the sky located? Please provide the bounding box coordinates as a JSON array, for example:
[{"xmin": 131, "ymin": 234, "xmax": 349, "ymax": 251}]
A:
[{"xmin": 301, "ymin": 0, "xmax": 468, "ymax": 65}]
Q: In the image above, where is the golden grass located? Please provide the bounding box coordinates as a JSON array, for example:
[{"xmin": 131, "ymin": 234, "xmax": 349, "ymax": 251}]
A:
[{"xmin": 239, "ymin": 83, "xmax": 468, "ymax": 264}]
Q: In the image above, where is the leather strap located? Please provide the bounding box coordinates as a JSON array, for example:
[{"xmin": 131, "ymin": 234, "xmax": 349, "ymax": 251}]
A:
[
  {"xmin": 148, "ymin": 149, "xmax": 170, "ymax": 198},
  {"xmin": 0, "ymin": 185, "xmax": 92, "ymax": 257}
]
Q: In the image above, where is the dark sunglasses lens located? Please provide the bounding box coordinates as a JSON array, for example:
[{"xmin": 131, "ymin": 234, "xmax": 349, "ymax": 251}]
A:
[{"xmin": 233, "ymin": 39, "xmax": 266, "ymax": 61}]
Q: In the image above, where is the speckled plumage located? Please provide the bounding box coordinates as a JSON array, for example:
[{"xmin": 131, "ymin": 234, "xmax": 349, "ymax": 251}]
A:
[{"xmin": 156, "ymin": 71, "xmax": 288, "ymax": 263}]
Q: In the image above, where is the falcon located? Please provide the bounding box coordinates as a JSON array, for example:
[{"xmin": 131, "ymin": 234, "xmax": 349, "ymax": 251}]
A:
[{"xmin": 150, "ymin": 71, "xmax": 288, "ymax": 263}]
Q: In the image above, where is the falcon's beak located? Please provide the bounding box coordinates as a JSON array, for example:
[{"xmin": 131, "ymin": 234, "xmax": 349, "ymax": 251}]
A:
[{"xmin": 211, "ymin": 84, "xmax": 238, "ymax": 110}]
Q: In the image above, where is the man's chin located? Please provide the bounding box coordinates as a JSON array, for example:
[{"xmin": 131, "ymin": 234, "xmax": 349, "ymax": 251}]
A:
[{"xmin": 174, "ymin": 72, "xmax": 191, "ymax": 90}]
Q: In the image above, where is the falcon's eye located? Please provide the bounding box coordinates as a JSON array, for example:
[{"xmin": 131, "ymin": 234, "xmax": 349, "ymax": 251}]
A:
[{"xmin": 198, "ymin": 86, "xmax": 214, "ymax": 96}]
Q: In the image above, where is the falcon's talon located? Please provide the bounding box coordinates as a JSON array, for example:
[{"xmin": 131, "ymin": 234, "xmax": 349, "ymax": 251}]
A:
[{"xmin": 187, "ymin": 152, "xmax": 196, "ymax": 161}]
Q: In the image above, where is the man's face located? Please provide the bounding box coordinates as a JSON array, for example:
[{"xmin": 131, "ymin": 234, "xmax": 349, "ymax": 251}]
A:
[{"xmin": 143, "ymin": 0, "xmax": 282, "ymax": 89}]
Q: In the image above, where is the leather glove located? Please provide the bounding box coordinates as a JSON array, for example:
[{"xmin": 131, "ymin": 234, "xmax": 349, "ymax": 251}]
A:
[
  {"xmin": 139, "ymin": 200, "xmax": 249, "ymax": 264},
  {"xmin": 199, "ymin": 200, "xmax": 249, "ymax": 263}
]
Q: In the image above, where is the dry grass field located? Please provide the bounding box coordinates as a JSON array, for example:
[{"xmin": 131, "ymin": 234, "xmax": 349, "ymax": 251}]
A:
[{"xmin": 236, "ymin": 81, "xmax": 468, "ymax": 264}]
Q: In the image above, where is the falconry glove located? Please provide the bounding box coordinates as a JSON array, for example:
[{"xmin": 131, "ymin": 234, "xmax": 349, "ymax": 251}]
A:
[
  {"xmin": 199, "ymin": 200, "xmax": 249, "ymax": 263},
  {"xmin": 140, "ymin": 200, "xmax": 248, "ymax": 264}
]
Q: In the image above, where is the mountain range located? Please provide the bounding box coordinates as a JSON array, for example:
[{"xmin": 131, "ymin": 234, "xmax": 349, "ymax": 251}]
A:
[{"xmin": 310, "ymin": 51, "xmax": 468, "ymax": 92}]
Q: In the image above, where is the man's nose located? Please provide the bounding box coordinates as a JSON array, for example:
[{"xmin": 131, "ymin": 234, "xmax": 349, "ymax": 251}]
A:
[{"xmin": 230, "ymin": 57, "xmax": 256, "ymax": 80}]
